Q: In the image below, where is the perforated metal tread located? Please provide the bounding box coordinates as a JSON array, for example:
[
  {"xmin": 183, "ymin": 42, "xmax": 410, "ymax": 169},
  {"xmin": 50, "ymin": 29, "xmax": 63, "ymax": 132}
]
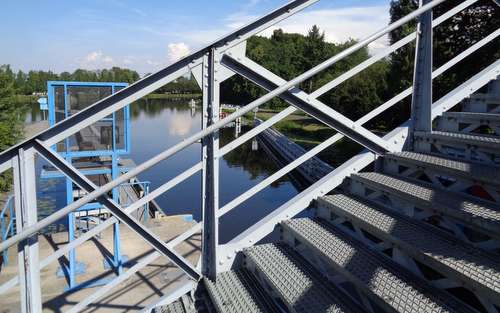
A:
[
  {"xmin": 317, "ymin": 193, "xmax": 500, "ymax": 300},
  {"xmin": 156, "ymin": 301, "xmax": 187, "ymax": 313},
  {"xmin": 385, "ymin": 151, "xmax": 500, "ymax": 185},
  {"xmin": 414, "ymin": 131, "xmax": 500, "ymax": 146},
  {"xmin": 442, "ymin": 111, "xmax": 500, "ymax": 122},
  {"xmin": 351, "ymin": 172, "xmax": 500, "ymax": 237},
  {"xmin": 204, "ymin": 269, "xmax": 278, "ymax": 313},
  {"xmin": 282, "ymin": 218, "xmax": 476, "ymax": 313},
  {"xmin": 243, "ymin": 243, "xmax": 364, "ymax": 313}
]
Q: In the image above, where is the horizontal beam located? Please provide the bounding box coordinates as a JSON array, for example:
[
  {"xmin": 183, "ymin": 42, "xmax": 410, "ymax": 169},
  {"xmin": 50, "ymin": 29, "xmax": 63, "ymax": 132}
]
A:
[
  {"xmin": 33, "ymin": 141, "xmax": 200, "ymax": 281},
  {"xmin": 0, "ymin": 0, "xmax": 318, "ymax": 172}
]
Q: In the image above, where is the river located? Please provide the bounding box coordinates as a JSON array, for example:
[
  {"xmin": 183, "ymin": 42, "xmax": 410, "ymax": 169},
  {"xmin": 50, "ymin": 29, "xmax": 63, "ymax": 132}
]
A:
[{"xmin": 28, "ymin": 99, "xmax": 301, "ymax": 243}]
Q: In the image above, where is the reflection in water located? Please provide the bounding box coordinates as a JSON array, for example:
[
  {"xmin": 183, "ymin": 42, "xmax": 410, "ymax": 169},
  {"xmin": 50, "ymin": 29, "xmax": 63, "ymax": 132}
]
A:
[{"xmin": 28, "ymin": 99, "xmax": 299, "ymax": 243}]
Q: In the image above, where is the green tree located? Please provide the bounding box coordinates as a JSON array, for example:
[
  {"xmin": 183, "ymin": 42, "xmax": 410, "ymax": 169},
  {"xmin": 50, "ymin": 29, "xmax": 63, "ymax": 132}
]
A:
[
  {"xmin": 0, "ymin": 65, "xmax": 25, "ymax": 191},
  {"xmin": 388, "ymin": 0, "xmax": 500, "ymax": 102}
]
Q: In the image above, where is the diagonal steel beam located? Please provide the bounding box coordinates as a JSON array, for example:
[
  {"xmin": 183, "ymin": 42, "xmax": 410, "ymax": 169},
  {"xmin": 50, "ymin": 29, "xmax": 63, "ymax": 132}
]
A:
[
  {"xmin": 33, "ymin": 140, "xmax": 200, "ymax": 281},
  {"xmin": 221, "ymin": 55, "xmax": 392, "ymax": 154}
]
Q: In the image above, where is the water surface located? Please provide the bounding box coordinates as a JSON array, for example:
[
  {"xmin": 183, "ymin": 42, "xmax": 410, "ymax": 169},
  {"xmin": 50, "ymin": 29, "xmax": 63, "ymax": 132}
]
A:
[{"xmin": 31, "ymin": 99, "xmax": 300, "ymax": 243}]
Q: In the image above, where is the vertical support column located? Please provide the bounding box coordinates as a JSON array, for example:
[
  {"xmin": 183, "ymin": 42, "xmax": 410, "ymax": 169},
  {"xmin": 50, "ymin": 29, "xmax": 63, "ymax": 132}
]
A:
[
  {"xmin": 410, "ymin": 0, "xmax": 433, "ymax": 146},
  {"xmin": 111, "ymin": 85, "xmax": 122, "ymax": 275},
  {"xmin": 66, "ymin": 156, "xmax": 77, "ymax": 289},
  {"xmin": 13, "ymin": 148, "xmax": 42, "ymax": 313},
  {"xmin": 111, "ymin": 154, "xmax": 122, "ymax": 275},
  {"xmin": 201, "ymin": 48, "xmax": 220, "ymax": 280}
]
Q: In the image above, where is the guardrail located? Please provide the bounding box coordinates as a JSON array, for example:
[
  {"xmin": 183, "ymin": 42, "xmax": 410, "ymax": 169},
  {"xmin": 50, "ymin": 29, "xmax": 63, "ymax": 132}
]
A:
[
  {"xmin": 0, "ymin": 195, "xmax": 15, "ymax": 266},
  {"xmin": 0, "ymin": 0, "xmax": 498, "ymax": 311},
  {"xmin": 117, "ymin": 180, "xmax": 151, "ymax": 222}
]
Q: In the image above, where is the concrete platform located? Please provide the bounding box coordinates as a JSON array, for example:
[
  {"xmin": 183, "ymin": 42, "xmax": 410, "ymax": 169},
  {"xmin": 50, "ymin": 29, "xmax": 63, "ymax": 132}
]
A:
[{"xmin": 0, "ymin": 215, "xmax": 201, "ymax": 313}]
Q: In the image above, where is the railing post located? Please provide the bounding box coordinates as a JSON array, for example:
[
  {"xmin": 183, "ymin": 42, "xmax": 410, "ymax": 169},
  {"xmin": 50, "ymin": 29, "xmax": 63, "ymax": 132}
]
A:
[
  {"xmin": 201, "ymin": 48, "xmax": 220, "ymax": 280},
  {"xmin": 13, "ymin": 148, "xmax": 42, "ymax": 313},
  {"xmin": 411, "ymin": 0, "xmax": 433, "ymax": 143}
]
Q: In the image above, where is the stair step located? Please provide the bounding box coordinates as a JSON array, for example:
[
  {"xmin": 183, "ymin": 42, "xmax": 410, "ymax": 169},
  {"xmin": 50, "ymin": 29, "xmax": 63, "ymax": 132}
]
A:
[
  {"xmin": 442, "ymin": 111, "xmax": 500, "ymax": 122},
  {"xmin": 350, "ymin": 172, "xmax": 500, "ymax": 237},
  {"xmin": 156, "ymin": 301, "xmax": 188, "ymax": 313},
  {"xmin": 438, "ymin": 112, "xmax": 500, "ymax": 135},
  {"xmin": 204, "ymin": 269, "xmax": 277, "ymax": 313},
  {"xmin": 281, "ymin": 218, "xmax": 476, "ymax": 313},
  {"xmin": 316, "ymin": 193, "xmax": 500, "ymax": 304},
  {"xmin": 384, "ymin": 151, "xmax": 500, "ymax": 186},
  {"xmin": 413, "ymin": 131, "xmax": 500, "ymax": 164},
  {"xmin": 414, "ymin": 131, "xmax": 500, "ymax": 147},
  {"xmin": 463, "ymin": 94, "xmax": 500, "ymax": 113},
  {"xmin": 243, "ymin": 243, "xmax": 364, "ymax": 313}
]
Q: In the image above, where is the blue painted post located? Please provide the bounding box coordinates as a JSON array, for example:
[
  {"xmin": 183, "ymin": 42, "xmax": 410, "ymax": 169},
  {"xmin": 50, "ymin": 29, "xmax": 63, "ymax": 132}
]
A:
[
  {"xmin": 111, "ymin": 153, "xmax": 122, "ymax": 275},
  {"xmin": 66, "ymin": 157, "xmax": 77, "ymax": 289}
]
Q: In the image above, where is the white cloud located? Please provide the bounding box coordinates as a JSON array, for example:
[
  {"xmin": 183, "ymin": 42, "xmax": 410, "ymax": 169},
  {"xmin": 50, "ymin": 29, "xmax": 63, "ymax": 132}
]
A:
[
  {"xmin": 258, "ymin": 5, "xmax": 391, "ymax": 53},
  {"xmin": 167, "ymin": 42, "xmax": 191, "ymax": 63},
  {"xmin": 79, "ymin": 51, "xmax": 115, "ymax": 69},
  {"xmin": 171, "ymin": 5, "xmax": 391, "ymax": 55}
]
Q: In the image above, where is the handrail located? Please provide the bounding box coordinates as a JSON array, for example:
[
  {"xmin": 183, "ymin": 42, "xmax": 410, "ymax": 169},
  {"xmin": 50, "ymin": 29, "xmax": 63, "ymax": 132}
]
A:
[
  {"xmin": 0, "ymin": 0, "xmax": 451, "ymax": 255},
  {"xmin": 0, "ymin": 0, "xmax": 319, "ymax": 172},
  {"xmin": 1, "ymin": 0, "xmax": 497, "ymax": 310},
  {"xmin": 310, "ymin": 0, "xmax": 478, "ymax": 98}
]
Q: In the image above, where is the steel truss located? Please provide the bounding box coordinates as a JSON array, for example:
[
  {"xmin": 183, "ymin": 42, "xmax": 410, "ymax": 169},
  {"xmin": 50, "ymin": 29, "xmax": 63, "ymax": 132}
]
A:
[{"xmin": 0, "ymin": 0, "xmax": 499, "ymax": 311}]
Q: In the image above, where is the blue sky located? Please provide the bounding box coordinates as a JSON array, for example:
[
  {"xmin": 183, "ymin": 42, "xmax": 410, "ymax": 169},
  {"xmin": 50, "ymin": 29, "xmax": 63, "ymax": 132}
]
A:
[{"xmin": 0, "ymin": 0, "xmax": 390, "ymax": 75}]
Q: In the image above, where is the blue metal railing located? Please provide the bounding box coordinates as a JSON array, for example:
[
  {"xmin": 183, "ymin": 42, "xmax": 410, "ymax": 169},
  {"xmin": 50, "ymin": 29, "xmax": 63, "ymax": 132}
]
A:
[
  {"xmin": 117, "ymin": 181, "xmax": 151, "ymax": 223},
  {"xmin": 0, "ymin": 195, "xmax": 15, "ymax": 265}
]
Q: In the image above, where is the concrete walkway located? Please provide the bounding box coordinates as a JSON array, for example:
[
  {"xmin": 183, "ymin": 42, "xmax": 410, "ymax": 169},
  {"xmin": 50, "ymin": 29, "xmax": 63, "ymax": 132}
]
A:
[{"xmin": 0, "ymin": 215, "xmax": 200, "ymax": 312}]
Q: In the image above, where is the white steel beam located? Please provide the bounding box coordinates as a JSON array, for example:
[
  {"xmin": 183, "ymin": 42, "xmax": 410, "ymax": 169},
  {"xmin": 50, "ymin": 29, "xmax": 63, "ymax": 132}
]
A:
[
  {"xmin": 221, "ymin": 55, "xmax": 393, "ymax": 153},
  {"xmin": 411, "ymin": 0, "xmax": 434, "ymax": 135},
  {"xmin": 13, "ymin": 148, "xmax": 42, "ymax": 313},
  {"xmin": 201, "ymin": 50, "xmax": 220, "ymax": 279},
  {"xmin": 221, "ymin": 59, "xmax": 500, "ymax": 269}
]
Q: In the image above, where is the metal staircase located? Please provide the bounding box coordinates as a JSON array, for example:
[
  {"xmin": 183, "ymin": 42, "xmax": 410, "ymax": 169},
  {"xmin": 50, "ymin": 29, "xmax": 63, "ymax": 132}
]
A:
[
  {"xmin": 0, "ymin": 0, "xmax": 499, "ymax": 312},
  {"xmin": 174, "ymin": 78, "xmax": 500, "ymax": 313}
]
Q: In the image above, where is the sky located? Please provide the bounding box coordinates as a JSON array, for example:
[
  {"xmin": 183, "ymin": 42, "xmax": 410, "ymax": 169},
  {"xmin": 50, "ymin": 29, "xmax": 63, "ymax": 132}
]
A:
[{"xmin": 0, "ymin": 0, "xmax": 391, "ymax": 75}]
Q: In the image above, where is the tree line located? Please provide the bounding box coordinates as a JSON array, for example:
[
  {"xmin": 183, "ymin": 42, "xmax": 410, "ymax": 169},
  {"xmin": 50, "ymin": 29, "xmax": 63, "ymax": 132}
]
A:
[{"xmin": 0, "ymin": 0, "xmax": 498, "ymax": 191}]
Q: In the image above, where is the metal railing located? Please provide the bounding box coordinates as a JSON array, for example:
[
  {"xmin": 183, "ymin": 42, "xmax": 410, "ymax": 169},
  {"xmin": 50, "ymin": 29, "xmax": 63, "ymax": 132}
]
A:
[
  {"xmin": 0, "ymin": 0, "xmax": 499, "ymax": 311},
  {"xmin": 117, "ymin": 180, "xmax": 151, "ymax": 222},
  {"xmin": 0, "ymin": 195, "xmax": 15, "ymax": 265}
]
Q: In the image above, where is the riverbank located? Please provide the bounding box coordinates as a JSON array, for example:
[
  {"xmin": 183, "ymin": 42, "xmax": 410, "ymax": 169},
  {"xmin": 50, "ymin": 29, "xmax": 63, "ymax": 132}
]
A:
[
  {"xmin": 226, "ymin": 107, "xmax": 363, "ymax": 167},
  {"xmin": 143, "ymin": 93, "xmax": 201, "ymax": 100}
]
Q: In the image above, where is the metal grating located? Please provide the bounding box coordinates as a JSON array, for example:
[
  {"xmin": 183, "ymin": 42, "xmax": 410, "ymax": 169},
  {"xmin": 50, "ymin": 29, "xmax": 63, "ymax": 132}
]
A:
[
  {"xmin": 155, "ymin": 301, "xmax": 187, "ymax": 313},
  {"xmin": 351, "ymin": 172, "xmax": 500, "ymax": 236},
  {"xmin": 414, "ymin": 131, "xmax": 500, "ymax": 145},
  {"xmin": 318, "ymin": 194, "xmax": 500, "ymax": 297},
  {"xmin": 385, "ymin": 151, "xmax": 500, "ymax": 184},
  {"xmin": 282, "ymin": 218, "xmax": 477, "ymax": 313},
  {"xmin": 244, "ymin": 243, "xmax": 363, "ymax": 313},
  {"xmin": 442, "ymin": 111, "xmax": 500, "ymax": 122},
  {"xmin": 204, "ymin": 270, "xmax": 276, "ymax": 313}
]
